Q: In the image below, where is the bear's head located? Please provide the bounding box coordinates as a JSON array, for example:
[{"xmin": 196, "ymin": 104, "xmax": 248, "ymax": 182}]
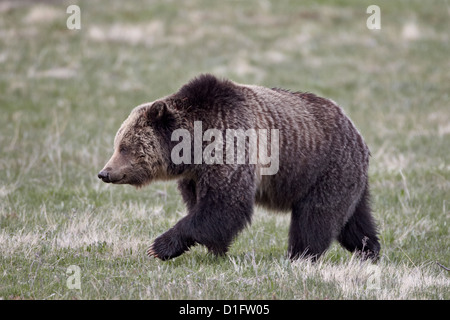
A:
[{"xmin": 98, "ymin": 100, "xmax": 176, "ymax": 187}]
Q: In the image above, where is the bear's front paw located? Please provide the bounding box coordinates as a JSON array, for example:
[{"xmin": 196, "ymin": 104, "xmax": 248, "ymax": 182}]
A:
[{"xmin": 147, "ymin": 231, "xmax": 192, "ymax": 261}]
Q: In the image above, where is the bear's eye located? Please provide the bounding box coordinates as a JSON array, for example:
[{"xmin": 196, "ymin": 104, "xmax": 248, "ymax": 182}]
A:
[{"xmin": 119, "ymin": 146, "xmax": 129, "ymax": 154}]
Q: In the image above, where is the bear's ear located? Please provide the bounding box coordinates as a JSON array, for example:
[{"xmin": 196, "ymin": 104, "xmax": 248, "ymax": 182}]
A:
[{"xmin": 146, "ymin": 101, "xmax": 171, "ymax": 124}]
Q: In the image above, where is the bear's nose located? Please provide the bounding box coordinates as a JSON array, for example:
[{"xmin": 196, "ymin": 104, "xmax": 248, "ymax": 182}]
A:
[{"xmin": 98, "ymin": 170, "xmax": 111, "ymax": 183}]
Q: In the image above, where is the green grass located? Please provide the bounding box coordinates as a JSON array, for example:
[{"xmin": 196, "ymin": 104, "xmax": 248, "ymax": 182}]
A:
[{"xmin": 0, "ymin": 0, "xmax": 449, "ymax": 299}]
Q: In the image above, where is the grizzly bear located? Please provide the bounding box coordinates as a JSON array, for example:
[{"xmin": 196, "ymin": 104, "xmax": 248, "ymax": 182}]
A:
[{"xmin": 98, "ymin": 74, "xmax": 380, "ymax": 261}]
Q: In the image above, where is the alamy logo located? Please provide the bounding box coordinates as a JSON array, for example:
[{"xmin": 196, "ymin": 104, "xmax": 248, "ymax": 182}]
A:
[
  {"xmin": 366, "ymin": 5, "xmax": 381, "ymax": 30},
  {"xmin": 366, "ymin": 265, "xmax": 381, "ymax": 290},
  {"xmin": 66, "ymin": 265, "xmax": 81, "ymax": 290},
  {"xmin": 66, "ymin": 5, "xmax": 81, "ymax": 30},
  {"xmin": 171, "ymin": 121, "xmax": 280, "ymax": 175}
]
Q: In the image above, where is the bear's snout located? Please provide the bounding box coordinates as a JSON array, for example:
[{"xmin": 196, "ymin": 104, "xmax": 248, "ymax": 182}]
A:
[
  {"xmin": 98, "ymin": 167, "xmax": 126, "ymax": 184},
  {"xmin": 98, "ymin": 170, "xmax": 111, "ymax": 183}
]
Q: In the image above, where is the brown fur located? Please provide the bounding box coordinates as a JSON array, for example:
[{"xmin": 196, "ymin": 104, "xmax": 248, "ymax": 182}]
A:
[{"xmin": 99, "ymin": 74, "xmax": 380, "ymax": 261}]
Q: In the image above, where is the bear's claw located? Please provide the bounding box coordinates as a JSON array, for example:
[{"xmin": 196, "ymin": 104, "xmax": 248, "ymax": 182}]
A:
[{"xmin": 147, "ymin": 244, "xmax": 158, "ymax": 258}]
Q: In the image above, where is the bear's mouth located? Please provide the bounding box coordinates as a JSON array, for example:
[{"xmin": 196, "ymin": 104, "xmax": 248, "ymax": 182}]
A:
[{"xmin": 108, "ymin": 175, "xmax": 126, "ymax": 184}]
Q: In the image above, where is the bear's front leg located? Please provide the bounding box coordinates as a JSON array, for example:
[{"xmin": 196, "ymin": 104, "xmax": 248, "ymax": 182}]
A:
[
  {"xmin": 147, "ymin": 219, "xmax": 195, "ymax": 260},
  {"xmin": 177, "ymin": 178, "xmax": 197, "ymax": 212},
  {"xmin": 148, "ymin": 167, "xmax": 255, "ymax": 260},
  {"xmin": 147, "ymin": 179, "xmax": 197, "ymax": 260}
]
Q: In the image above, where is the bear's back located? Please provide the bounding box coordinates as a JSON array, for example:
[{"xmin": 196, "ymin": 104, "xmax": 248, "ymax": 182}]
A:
[
  {"xmin": 175, "ymin": 75, "xmax": 369, "ymax": 210},
  {"xmin": 236, "ymin": 83, "xmax": 370, "ymax": 211}
]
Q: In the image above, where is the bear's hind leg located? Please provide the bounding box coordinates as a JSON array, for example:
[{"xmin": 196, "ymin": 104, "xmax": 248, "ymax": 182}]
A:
[
  {"xmin": 337, "ymin": 186, "xmax": 380, "ymax": 261},
  {"xmin": 288, "ymin": 200, "xmax": 338, "ymax": 261}
]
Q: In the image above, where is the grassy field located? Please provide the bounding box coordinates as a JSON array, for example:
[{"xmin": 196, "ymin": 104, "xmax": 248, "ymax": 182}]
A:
[{"xmin": 0, "ymin": 0, "xmax": 449, "ymax": 300}]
